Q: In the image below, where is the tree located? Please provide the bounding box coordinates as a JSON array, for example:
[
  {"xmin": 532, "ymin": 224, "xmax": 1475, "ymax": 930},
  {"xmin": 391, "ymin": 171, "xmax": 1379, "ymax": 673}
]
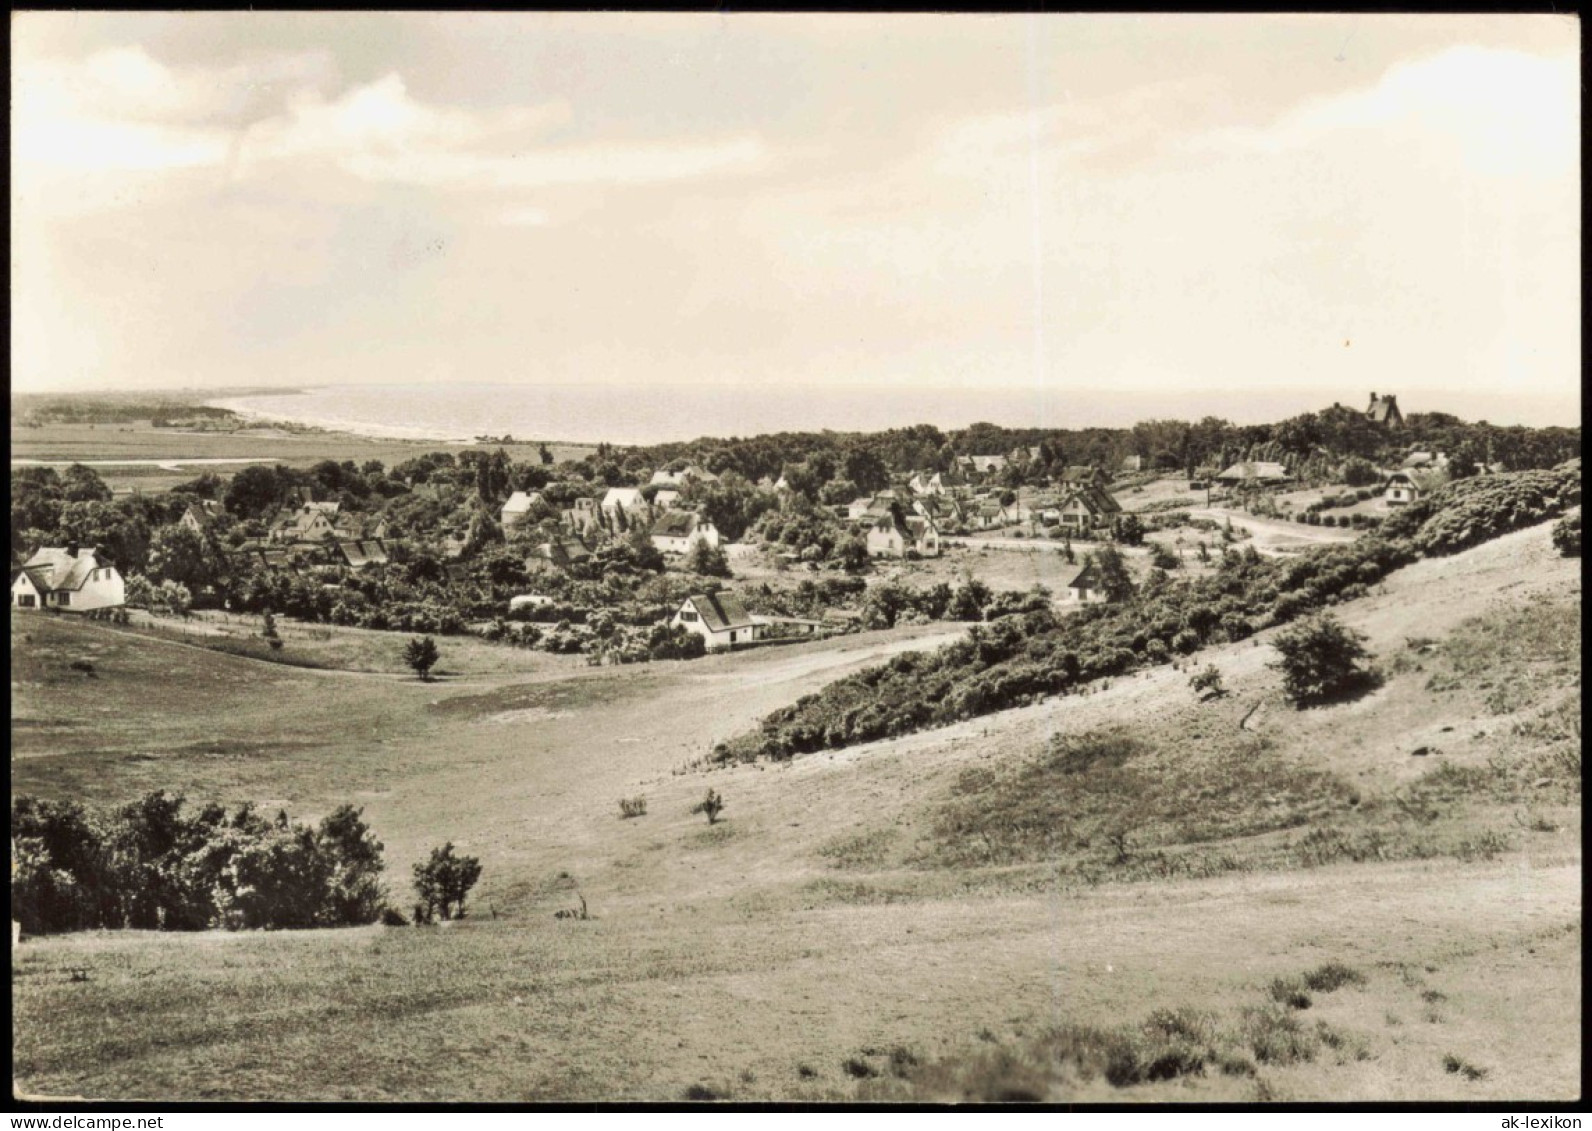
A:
[
  {"xmin": 148, "ymin": 524, "xmax": 214, "ymax": 590},
  {"xmin": 686, "ymin": 539, "xmax": 732, "ymax": 578},
  {"xmin": 1112, "ymin": 514, "xmax": 1145, "ymax": 546},
  {"xmin": 1090, "ymin": 545, "xmax": 1136, "ymax": 603},
  {"xmin": 539, "ymin": 444, "xmax": 554, "ymax": 465},
  {"xmin": 412, "ymin": 842, "xmax": 482, "ymax": 921},
  {"xmin": 404, "ymin": 636, "xmax": 440, "ymax": 681},
  {"xmin": 1269, "ymin": 613, "xmax": 1379, "ymax": 707},
  {"xmin": 1189, "ymin": 665, "xmax": 1226, "ymax": 700},
  {"xmin": 694, "ymin": 789, "xmax": 725, "ymax": 825},
  {"xmin": 1551, "ymin": 513, "xmax": 1580, "ymax": 557}
]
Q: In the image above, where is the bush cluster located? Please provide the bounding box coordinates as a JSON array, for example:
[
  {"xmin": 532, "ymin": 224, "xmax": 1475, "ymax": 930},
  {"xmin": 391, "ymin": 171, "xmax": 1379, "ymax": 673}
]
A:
[{"xmin": 11, "ymin": 793, "xmax": 388, "ymax": 935}]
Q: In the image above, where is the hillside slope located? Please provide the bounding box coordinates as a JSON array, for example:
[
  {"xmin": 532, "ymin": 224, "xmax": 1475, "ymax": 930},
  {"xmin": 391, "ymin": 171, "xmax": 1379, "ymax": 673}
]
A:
[{"xmin": 12, "ymin": 517, "xmax": 1580, "ymax": 1102}]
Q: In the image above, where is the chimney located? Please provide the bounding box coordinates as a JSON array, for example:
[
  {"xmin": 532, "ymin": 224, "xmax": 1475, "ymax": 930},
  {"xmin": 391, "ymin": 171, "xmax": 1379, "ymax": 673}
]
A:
[
  {"xmin": 66, "ymin": 541, "xmax": 79, "ymax": 558},
  {"xmin": 1369, "ymin": 392, "xmax": 1377, "ymax": 401}
]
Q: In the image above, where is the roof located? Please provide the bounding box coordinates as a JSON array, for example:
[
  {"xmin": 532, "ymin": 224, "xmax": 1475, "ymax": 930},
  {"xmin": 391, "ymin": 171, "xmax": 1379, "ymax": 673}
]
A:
[
  {"xmin": 650, "ymin": 511, "xmax": 700, "ymax": 538},
  {"xmin": 335, "ymin": 539, "xmax": 389, "ymax": 568},
  {"xmin": 1366, "ymin": 392, "xmax": 1401, "ymax": 423},
  {"xmin": 1068, "ymin": 561, "xmax": 1103, "ymax": 592},
  {"xmin": 18, "ymin": 547, "xmax": 112, "ymax": 592},
  {"xmin": 501, "ymin": 491, "xmax": 539, "ymax": 514},
  {"xmin": 1059, "ymin": 485, "xmax": 1122, "ymax": 515},
  {"xmin": 1060, "ymin": 465, "xmax": 1107, "ymax": 483},
  {"xmin": 686, "ymin": 591, "xmax": 755, "ymax": 631},
  {"xmin": 602, "ymin": 487, "xmax": 646, "ymax": 507},
  {"xmin": 1215, "ymin": 461, "xmax": 1291, "ymax": 483}
]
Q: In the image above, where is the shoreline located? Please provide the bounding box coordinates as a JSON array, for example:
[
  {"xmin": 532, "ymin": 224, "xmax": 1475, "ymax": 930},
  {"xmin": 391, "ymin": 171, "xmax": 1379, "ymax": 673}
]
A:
[{"xmin": 203, "ymin": 394, "xmax": 600, "ymax": 448}]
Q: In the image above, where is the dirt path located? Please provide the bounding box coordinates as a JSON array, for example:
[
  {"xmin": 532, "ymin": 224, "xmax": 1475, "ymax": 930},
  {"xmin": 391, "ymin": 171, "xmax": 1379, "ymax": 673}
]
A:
[{"xmin": 1188, "ymin": 506, "xmax": 1359, "ymax": 556}]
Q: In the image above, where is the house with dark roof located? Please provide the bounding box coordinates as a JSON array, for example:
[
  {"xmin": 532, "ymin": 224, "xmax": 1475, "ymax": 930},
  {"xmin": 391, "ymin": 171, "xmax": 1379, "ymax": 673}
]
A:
[
  {"xmin": 329, "ymin": 538, "xmax": 390, "ymax": 569},
  {"xmin": 1366, "ymin": 392, "xmax": 1404, "ymax": 427},
  {"xmin": 1056, "ymin": 485, "xmax": 1122, "ymax": 531},
  {"xmin": 528, "ymin": 536, "xmax": 593, "ymax": 573},
  {"xmin": 179, "ymin": 500, "xmax": 225, "ymax": 540},
  {"xmin": 11, "ymin": 545, "xmax": 125, "ymax": 612},
  {"xmin": 649, "ymin": 511, "xmax": 721, "ymax": 555},
  {"xmin": 1059, "ymin": 465, "xmax": 1112, "ymax": 489},
  {"xmin": 1066, "ymin": 560, "xmax": 1110, "ymax": 603},
  {"xmin": 649, "ymin": 464, "xmax": 719, "ymax": 488},
  {"xmin": 672, "ymin": 591, "xmax": 761, "ymax": 650}
]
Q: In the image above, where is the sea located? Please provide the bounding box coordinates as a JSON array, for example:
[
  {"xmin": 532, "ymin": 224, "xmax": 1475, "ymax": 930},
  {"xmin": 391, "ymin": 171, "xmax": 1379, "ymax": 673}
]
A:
[{"xmin": 202, "ymin": 382, "xmax": 1498, "ymax": 448}]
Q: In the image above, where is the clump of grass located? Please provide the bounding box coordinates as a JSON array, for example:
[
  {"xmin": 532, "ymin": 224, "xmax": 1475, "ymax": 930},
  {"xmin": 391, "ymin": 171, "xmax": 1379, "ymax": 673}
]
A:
[
  {"xmin": 1302, "ymin": 962, "xmax": 1366, "ymax": 993},
  {"xmin": 1241, "ymin": 1006, "xmax": 1320, "ymax": 1066},
  {"xmin": 682, "ymin": 1083, "xmax": 726, "ymax": 1101},
  {"xmin": 797, "ymin": 1064, "xmax": 818, "ymax": 1080},
  {"xmin": 618, "ymin": 796, "xmax": 647, "ymax": 819},
  {"xmin": 1420, "ymin": 988, "xmax": 1447, "ymax": 1004},
  {"xmin": 842, "ymin": 1057, "xmax": 878, "ymax": 1079},
  {"xmin": 1443, "ymin": 1054, "xmax": 1488, "ymax": 1081},
  {"xmin": 1268, "ymin": 978, "xmax": 1312, "ymax": 1010},
  {"xmin": 887, "ymin": 1045, "xmax": 920, "ymax": 1077}
]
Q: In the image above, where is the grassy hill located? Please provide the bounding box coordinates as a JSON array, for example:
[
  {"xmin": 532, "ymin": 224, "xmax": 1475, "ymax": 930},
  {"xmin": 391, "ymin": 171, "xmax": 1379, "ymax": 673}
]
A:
[{"xmin": 11, "ymin": 513, "xmax": 1580, "ymax": 1102}]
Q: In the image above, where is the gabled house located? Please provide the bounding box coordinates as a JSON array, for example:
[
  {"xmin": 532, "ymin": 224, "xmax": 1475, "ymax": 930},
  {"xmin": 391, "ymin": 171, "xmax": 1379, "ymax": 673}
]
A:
[
  {"xmin": 11, "ymin": 545, "xmax": 125, "ymax": 612},
  {"xmin": 846, "ymin": 497, "xmax": 875, "ymax": 521},
  {"xmin": 332, "ymin": 513, "xmax": 388, "ymax": 541},
  {"xmin": 672, "ymin": 592, "xmax": 760, "ymax": 650},
  {"xmin": 649, "ymin": 511, "xmax": 721, "ymax": 555},
  {"xmin": 1214, "ymin": 461, "xmax": 1292, "ymax": 487},
  {"xmin": 968, "ymin": 455, "xmax": 1008, "ymax": 476},
  {"xmin": 912, "ymin": 494, "xmax": 964, "ymax": 526},
  {"xmin": 651, "ymin": 488, "xmax": 682, "ymax": 510},
  {"xmin": 1056, "ymin": 485, "xmax": 1122, "ymax": 532},
  {"xmin": 1059, "ymin": 465, "xmax": 1112, "ymax": 489},
  {"xmin": 1366, "ymin": 392, "xmax": 1404, "ymax": 427},
  {"xmin": 866, "ymin": 513, "xmax": 940, "ymax": 558},
  {"xmin": 601, "ymin": 487, "xmax": 649, "ymax": 527},
  {"xmin": 908, "ymin": 471, "xmax": 947, "ymax": 496},
  {"xmin": 179, "ymin": 500, "xmax": 225, "ymax": 539},
  {"xmin": 500, "ymin": 491, "xmax": 543, "ymax": 529},
  {"xmin": 1066, "ymin": 560, "xmax": 1110, "ymax": 603},
  {"xmin": 1121, "ymin": 455, "xmax": 1145, "ymax": 473},
  {"xmin": 528, "ymin": 536, "xmax": 592, "ymax": 574},
  {"xmin": 1383, "ymin": 469, "xmax": 1446, "ymax": 507},
  {"xmin": 328, "ymin": 538, "xmax": 390, "ymax": 569},
  {"xmin": 269, "ymin": 502, "xmax": 340, "ymax": 543}
]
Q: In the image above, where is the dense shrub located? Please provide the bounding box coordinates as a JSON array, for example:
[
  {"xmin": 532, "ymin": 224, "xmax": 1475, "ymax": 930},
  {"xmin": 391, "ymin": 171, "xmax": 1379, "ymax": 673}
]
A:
[
  {"xmin": 1552, "ymin": 512, "xmax": 1580, "ymax": 557},
  {"xmin": 1269, "ymin": 614, "xmax": 1379, "ymax": 707},
  {"xmin": 11, "ymin": 793, "xmax": 389, "ymax": 935}
]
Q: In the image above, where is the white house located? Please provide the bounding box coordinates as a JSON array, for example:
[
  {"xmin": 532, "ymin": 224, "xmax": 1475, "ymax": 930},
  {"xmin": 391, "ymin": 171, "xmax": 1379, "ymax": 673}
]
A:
[
  {"xmin": 672, "ymin": 592, "xmax": 761, "ymax": 650},
  {"xmin": 649, "ymin": 464, "xmax": 719, "ymax": 488},
  {"xmin": 12, "ymin": 545, "xmax": 126, "ymax": 613},
  {"xmin": 651, "ymin": 488, "xmax": 682, "ymax": 510},
  {"xmin": 1056, "ymin": 485, "xmax": 1122, "ymax": 532},
  {"xmin": 908, "ymin": 472, "xmax": 947, "ymax": 496},
  {"xmin": 509, "ymin": 594, "xmax": 554, "ymax": 613},
  {"xmin": 601, "ymin": 487, "xmax": 649, "ymax": 527},
  {"xmin": 649, "ymin": 511, "xmax": 721, "ymax": 555},
  {"xmin": 846, "ymin": 496, "xmax": 874, "ymax": 521},
  {"xmin": 269, "ymin": 503, "xmax": 340, "ymax": 543},
  {"xmin": 866, "ymin": 513, "xmax": 940, "ymax": 558},
  {"xmin": 1066, "ymin": 560, "xmax": 1110, "ymax": 603},
  {"xmin": 179, "ymin": 500, "xmax": 224, "ymax": 539},
  {"xmin": 1383, "ymin": 469, "xmax": 1444, "ymax": 507},
  {"xmin": 500, "ymin": 491, "xmax": 543, "ymax": 529}
]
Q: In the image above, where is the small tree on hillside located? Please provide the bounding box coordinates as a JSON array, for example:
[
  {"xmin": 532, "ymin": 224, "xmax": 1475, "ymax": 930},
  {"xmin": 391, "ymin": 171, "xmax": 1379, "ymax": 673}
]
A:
[
  {"xmin": 694, "ymin": 789, "xmax": 725, "ymax": 825},
  {"xmin": 1112, "ymin": 514, "xmax": 1145, "ymax": 546},
  {"xmin": 1189, "ymin": 665, "xmax": 1226, "ymax": 700},
  {"xmin": 412, "ymin": 842, "xmax": 482, "ymax": 922},
  {"xmin": 1552, "ymin": 513, "xmax": 1580, "ymax": 557},
  {"xmin": 1269, "ymin": 614, "xmax": 1379, "ymax": 707},
  {"xmin": 686, "ymin": 539, "xmax": 732, "ymax": 578},
  {"xmin": 404, "ymin": 635, "xmax": 440, "ymax": 682},
  {"xmin": 1090, "ymin": 545, "xmax": 1136, "ymax": 603}
]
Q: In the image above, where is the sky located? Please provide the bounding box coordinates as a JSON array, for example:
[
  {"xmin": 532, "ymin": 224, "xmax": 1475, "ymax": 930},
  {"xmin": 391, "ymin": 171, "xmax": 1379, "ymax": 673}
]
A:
[{"xmin": 10, "ymin": 13, "xmax": 1581, "ymax": 423}]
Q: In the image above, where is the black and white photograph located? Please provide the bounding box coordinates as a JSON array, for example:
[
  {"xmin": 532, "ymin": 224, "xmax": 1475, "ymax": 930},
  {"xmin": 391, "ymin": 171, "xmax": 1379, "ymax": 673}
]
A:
[{"xmin": 10, "ymin": 11, "xmax": 1581, "ymax": 1106}]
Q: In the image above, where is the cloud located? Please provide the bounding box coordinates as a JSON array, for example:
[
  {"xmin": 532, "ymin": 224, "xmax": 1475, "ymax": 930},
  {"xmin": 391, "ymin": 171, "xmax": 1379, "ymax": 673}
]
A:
[
  {"xmin": 12, "ymin": 48, "xmax": 773, "ymax": 218},
  {"xmin": 1179, "ymin": 46, "xmax": 1577, "ymax": 178},
  {"xmin": 496, "ymin": 205, "xmax": 551, "ymax": 227}
]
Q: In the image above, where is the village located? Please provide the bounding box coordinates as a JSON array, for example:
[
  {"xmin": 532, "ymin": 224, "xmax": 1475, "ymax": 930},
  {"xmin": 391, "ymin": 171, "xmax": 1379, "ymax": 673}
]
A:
[{"xmin": 8, "ymin": 391, "xmax": 1536, "ymax": 662}]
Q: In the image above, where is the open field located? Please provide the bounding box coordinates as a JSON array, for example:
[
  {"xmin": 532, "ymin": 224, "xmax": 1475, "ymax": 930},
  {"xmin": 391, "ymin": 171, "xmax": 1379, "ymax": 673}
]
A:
[
  {"xmin": 11, "ymin": 517, "xmax": 1580, "ymax": 1102},
  {"xmin": 10, "ymin": 423, "xmax": 595, "ymax": 494}
]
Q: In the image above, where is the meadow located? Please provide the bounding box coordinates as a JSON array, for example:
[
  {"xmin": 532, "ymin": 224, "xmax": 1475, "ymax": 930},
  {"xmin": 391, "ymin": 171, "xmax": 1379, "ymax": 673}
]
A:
[{"xmin": 11, "ymin": 502, "xmax": 1580, "ymax": 1102}]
